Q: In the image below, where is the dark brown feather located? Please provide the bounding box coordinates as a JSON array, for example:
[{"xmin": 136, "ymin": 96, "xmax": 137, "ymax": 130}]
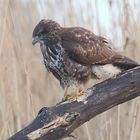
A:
[
  {"xmin": 62, "ymin": 27, "xmax": 118, "ymax": 64},
  {"xmin": 62, "ymin": 27, "xmax": 139, "ymax": 68}
]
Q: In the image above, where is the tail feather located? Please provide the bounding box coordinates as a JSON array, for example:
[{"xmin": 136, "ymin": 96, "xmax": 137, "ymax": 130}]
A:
[{"xmin": 113, "ymin": 56, "xmax": 139, "ymax": 70}]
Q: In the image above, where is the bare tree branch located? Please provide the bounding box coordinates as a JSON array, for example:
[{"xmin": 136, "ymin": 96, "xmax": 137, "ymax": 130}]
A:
[{"xmin": 8, "ymin": 66, "xmax": 140, "ymax": 140}]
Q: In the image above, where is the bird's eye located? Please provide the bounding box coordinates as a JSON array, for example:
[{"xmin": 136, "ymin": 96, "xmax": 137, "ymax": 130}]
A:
[
  {"xmin": 38, "ymin": 30, "xmax": 45, "ymax": 36},
  {"xmin": 38, "ymin": 32, "xmax": 43, "ymax": 36},
  {"xmin": 38, "ymin": 32, "xmax": 42, "ymax": 36}
]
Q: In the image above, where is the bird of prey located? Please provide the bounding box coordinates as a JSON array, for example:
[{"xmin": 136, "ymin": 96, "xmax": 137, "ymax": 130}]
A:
[{"xmin": 32, "ymin": 19, "xmax": 139, "ymax": 99}]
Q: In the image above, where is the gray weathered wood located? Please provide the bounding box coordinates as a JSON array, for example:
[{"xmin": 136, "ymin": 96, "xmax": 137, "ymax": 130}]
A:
[{"xmin": 8, "ymin": 66, "xmax": 140, "ymax": 140}]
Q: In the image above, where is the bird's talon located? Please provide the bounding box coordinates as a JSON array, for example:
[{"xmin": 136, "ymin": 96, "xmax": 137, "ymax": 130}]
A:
[
  {"xmin": 76, "ymin": 90, "xmax": 84, "ymax": 97},
  {"xmin": 64, "ymin": 94, "xmax": 77, "ymax": 101},
  {"xmin": 76, "ymin": 88, "xmax": 84, "ymax": 98},
  {"xmin": 62, "ymin": 94, "xmax": 77, "ymax": 101}
]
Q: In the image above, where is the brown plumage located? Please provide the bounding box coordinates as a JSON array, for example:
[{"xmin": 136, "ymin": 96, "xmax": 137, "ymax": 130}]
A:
[{"xmin": 32, "ymin": 19, "xmax": 139, "ymax": 91}]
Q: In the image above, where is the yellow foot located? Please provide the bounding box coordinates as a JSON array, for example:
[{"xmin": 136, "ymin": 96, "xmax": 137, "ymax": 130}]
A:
[
  {"xmin": 63, "ymin": 94, "xmax": 77, "ymax": 101},
  {"xmin": 76, "ymin": 88, "xmax": 84, "ymax": 97},
  {"xmin": 62, "ymin": 88, "xmax": 84, "ymax": 102}
]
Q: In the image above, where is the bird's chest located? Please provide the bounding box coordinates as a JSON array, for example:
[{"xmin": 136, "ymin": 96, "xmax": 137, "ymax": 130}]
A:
[{"xmin": 41, "ymin": 43, "xmax": 64, "ymax": 74}]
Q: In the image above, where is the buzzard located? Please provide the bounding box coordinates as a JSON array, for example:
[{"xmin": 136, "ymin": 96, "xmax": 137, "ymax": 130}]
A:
[{"xmin": 32, "ymin": 19, "xmax": 139, "ymax": 98}]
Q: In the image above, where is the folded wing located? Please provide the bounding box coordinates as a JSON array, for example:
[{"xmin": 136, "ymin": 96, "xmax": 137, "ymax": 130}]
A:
[{"xmin": 62, "ymin": 27, "xmax": 138, "ymax": 69}]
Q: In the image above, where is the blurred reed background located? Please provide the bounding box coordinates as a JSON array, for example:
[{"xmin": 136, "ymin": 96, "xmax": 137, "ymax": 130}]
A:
[{"xmin": 0, "ymin": 0, "xmax": 140, "ymax": 139}]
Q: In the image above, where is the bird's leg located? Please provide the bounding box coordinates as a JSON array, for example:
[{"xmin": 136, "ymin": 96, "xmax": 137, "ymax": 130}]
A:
[
  {"xmin": 63, "ymin": 87, "xmax": 76, "ymax": 101},
  {"xmin": 76, "ymin": 87, "xmax": 84, "ymax": 97},
  {"xmin": 62, "ymin": 86, "xmax": 73, "ymax": 101},
  {"xmin": 62, "ymin": 86, "xmax": 84, "ymax": 101},
  {"xmin": 64, "ymin": 86, "xmax": 70, "ymax": 98}
]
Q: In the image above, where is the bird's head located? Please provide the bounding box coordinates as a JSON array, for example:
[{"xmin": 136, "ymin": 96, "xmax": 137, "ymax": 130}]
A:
[{"xmin": 32, "ymin": 19, "xmax": 62, "ymax": 46}]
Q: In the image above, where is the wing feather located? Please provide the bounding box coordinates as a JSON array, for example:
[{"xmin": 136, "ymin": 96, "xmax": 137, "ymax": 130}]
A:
[{"xmin": 62, "ymin": 27, "xmax": 122, "ymax": 65}]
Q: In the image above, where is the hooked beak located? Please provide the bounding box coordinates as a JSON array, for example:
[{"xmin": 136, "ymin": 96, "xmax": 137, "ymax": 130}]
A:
[{"xmin": 32, "ymin": 36, "xmax": 39, "ymax": 46}]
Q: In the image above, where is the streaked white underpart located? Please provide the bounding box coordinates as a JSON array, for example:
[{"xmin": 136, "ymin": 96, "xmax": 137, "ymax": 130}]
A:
[{"xmin": 92, "ymin": 64, "xmax": 121, "ymax": 80}]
